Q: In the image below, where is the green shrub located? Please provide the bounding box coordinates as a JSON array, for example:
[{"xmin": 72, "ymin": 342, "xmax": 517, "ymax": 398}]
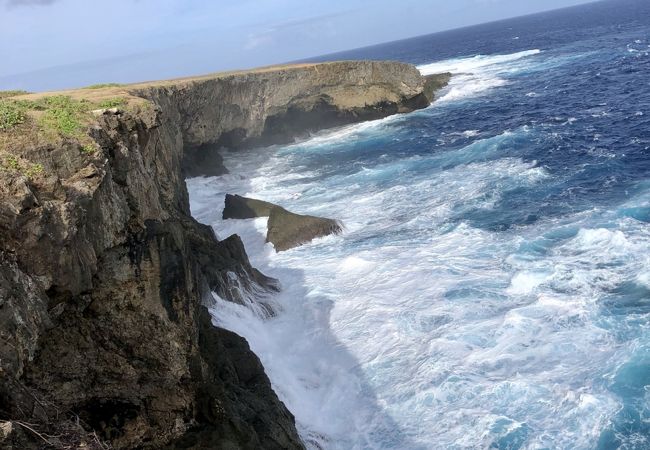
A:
[
  {"xmin": 81, "ymin": 143, "xmax": 97, "ymax": 154},
  {"xmin": 5, "ymin": 155, "xmax": 19, "ymax": 170},
  {"xmin": 98, "ymin": 97, "xmax": 126, "ymax": 109},
  {"xmin": 1, "ymin": 155, "xmax": 43, "ymax": 179},
  {"xmin": 0, "ymin": 101, "xmax": 27, "ymax": 130},
  {"xmin": 1, "ymin": 94, "xmax": 128, "ymax": 140},
  {"xmin": 84, "ymin": 83, "xmax": 122, "ymax": 89},
  {"xmin": 25, "ymin": 163, "xmax": 44, "ymax": 178},
  {"xmin": 39, "ymin": 96, "xmax": 93, "ymax": 137},
  {"xmin": 0, "ymin": 90, "xmax": 30, "ymax": 99}
]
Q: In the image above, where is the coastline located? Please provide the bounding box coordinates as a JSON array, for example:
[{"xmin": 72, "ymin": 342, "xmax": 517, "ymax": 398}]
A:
[{"xmin": 0, "ymin": 61, "xmax": 449, "ymax": 448}]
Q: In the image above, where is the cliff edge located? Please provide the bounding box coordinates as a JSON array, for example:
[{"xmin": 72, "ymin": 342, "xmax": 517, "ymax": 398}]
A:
[{"xmin": 0, "ymin": 61, "xmax": 449, "ymax": 448}]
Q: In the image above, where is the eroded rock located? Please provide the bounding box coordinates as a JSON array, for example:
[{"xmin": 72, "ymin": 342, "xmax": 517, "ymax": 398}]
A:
[
  {"xmin": 221, "ymin": 195, "xmax": 343, "ymax": 251},
  {"xmin": 267, "ymin": 206, "xmax": 342, "ymax": 252},
  {"xmin": 0, "ymin": 60, "xmax": 448, "ymax": 449},
  {"xmin": 223, "ymin": 194, "xmax": 276, "ymax": 219},
  {"xmin": 0, "ymin": 108, "xmax": 302, "ymax": 449}
]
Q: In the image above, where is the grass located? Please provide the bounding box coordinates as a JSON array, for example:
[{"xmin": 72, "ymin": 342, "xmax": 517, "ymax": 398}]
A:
[
  {"xmin": 6, "ymin": 96, "xmax": 129, "ymax": 135},
  {"xmin": 0, "ymin": 95, "xmax": 109, "ymax": 162},
  {"xmin": 38, "ymin": 95, "xmax": 95, "ymax": 137},
  {"xmin": 0, "ymin": 92, "xmax": 144, "ymax": 158},
  {"xmin": 84, "ymin": 83, "xmax": 123, "ymax": 89},
  {"xmin": 25, "ymin": 162, "xmax": 44, "ymax": 178},
  {"xmin": 81, "ymin": 143, "xmax": 97, "ymax": 154},
  {"xmin": 0, "ymin": 101, "xmax": 28, "ymax": 130},
  {"xmin": 5, "ymin": 154, "xmax": 19, "ymax": 170},
  {"xmin": 0, "ymin": 90, "xmax": 30, "ymax": 99},
  {"xmin": 1, "ymin": 153, "xmax": 44, "ymax": 179},
  {"xmin": 0, "ymin": 95, "xmax": 100, "ymax": 137},
  {"xmin": 98, "ymin": 97, "xmax": 126, "ymax": 109}
]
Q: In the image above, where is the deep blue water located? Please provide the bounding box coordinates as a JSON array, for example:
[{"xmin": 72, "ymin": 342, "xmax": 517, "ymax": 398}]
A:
[
  {"xmin": 317, "ymin": 0, "xmax": 650, "ymax": 233},
  {"xmin": 189, "ymin": 1, "xmax": 650, "ymax": 448}
]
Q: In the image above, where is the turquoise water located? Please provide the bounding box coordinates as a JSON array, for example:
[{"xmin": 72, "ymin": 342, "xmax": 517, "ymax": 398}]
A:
[{"xmin": 189, "ymin": 1, "xmax": 650, "ymax": 448}]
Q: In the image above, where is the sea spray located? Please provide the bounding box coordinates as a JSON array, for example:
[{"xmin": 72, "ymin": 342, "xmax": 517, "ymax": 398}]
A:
[{"xmin": 189, "ymin": 3, "xmax": 650, "ymax": 447}]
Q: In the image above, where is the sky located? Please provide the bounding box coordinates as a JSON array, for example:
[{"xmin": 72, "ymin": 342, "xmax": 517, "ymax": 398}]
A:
[{"xmin": 0, "ymin": 0, "xmax": 597, "ymax": 91}]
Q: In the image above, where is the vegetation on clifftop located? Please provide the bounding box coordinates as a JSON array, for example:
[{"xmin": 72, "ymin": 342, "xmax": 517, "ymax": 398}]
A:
[
  {"xmin": 0, "ymin": 96, "xmax": 93, "ymax": 136},
  {"xmin": 0, "ymin": 90, "xmax": 30, "ymax": 99},
  {"xmin": 38, "ymin": 95, "xmax": 95, "ymax": 137},
  {"xmin": 83, "ymin": 82, "xmax": 123, "ymax": 89},
  {"xmin": 0, "ymin": 101, "xmax": 28, "ymax": 130},
  {"xmin": 97, "ymin": 97, "xmax": 127, "ymax": 109},
  {"xmin": 0, "ymin": 93, "xmax": 133, "ymax": 133},
  {"xmin": 0, "ymin": 93, "xmax": 136, "ymax": 155}
]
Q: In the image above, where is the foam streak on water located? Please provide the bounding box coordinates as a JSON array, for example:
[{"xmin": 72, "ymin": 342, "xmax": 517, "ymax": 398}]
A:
[
  {"xmin": 417, "ymin": 50, "xmax": 541, "ymax": 102},
  {"xmin": 189, "ymin": 5, "xmax": 650, "ymax": 448}
]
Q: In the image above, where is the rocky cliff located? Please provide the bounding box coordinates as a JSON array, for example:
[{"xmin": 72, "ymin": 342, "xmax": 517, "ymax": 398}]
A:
[{"xmin": 0, "ymin": 61, "xmax": 449, "ymax": 448}]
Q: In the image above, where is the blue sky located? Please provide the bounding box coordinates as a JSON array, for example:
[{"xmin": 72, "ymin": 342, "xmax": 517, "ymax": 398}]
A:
[{"xmin": 0, "ymin": 0, "xmax": 596, "ymax": 90}]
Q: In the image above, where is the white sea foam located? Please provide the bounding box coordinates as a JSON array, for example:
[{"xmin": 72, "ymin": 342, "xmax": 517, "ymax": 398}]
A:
[
  {"xmin": 185, "ymin": 123, "xmax": 650, "ymax": 449},
  {"xmin": 417, "ymin": 49, "xmax": 541, "ymax": 102},
  {"xmin": 183, "ymin": 42, "xmax": 650, "ymax": 448},
  {"xmin": 418, "ymin": 49, "xmax": 542, "ymax": 76},
  {"xmin": 507, "ymin": 271, "xmax": 550, "ymax": 295},
  {"xmin": 637, "ymin": 270, "xmax": 650, "ymax": 290},
  {"xmin": 462, "ymin": 129, "xmax": 480, "ymax": 137}
]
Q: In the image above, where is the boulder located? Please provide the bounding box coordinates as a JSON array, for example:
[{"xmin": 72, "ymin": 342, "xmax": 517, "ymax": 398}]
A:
[
  {"xmin": 223, "ymin": 194, "xmax": 276, "ymax": 219},
  {"xmin": 266, "ymin": 206, "xmax": 342, "ymax": 252}
]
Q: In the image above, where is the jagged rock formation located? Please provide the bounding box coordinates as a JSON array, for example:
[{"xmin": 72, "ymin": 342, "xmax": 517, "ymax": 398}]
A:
[
  {"xmin": 223, "ymin": 194, "xmax": 343, "ymax": 251},
  {"xmin": 0, "ymin": 109, "xmax": 297, "ymax": 450},
  {"xmin": 223, "ymin": 194, "xmax": 277, "ymax": 220},
  {"xmin": 266, "ymin": 207, "xmax": 342, "ymax": 252},
  {"xmin": 0, "ymin": 61, "xmax": 449, "ymax": 448}
]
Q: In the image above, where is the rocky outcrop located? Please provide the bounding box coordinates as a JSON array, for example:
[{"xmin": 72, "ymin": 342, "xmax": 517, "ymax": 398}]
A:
[
  {"xmin": 0, "ymin": 61, "xmax": 448, "ymax": 448},
  {"xmin": 423, "ymin": 73, "xmax": 452, "ymax": 103},
  {"xmin": 0, "ymin": 108, "xmax": 300, "ymax": 449},
  {"xmin": 267, "ymin": 207, "xmax": 342, "ymax": 252},
  {"xmin": 223, "ymin": 194, "xmax": 277, "ymax": 220},
  {"xmin": 223, "ymin": 194, "xmax": 343, "ymax": 251},
  {"xmin": 129, "ymin": 62, "xmax": 450, "ymax": 176}
]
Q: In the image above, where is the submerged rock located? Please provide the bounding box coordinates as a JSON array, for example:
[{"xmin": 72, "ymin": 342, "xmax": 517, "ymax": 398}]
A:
[
  {"xmin": 266, "ymin": 206, "xmax": 342, "ymax": 252},
  {"xmin": 223, "ymin": 194, "xmax": 276, "ymax": 219}
]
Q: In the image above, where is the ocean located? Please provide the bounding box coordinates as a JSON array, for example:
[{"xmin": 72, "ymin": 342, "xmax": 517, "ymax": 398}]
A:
[{"xmin": 187, "ymin": 1, "xmax": 650, "ymax": 448}]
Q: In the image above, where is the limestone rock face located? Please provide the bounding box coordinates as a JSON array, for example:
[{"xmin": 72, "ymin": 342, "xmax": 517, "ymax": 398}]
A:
[
  {"xmin": 0, "ymin": 108, "xmax": 301, "ymax": 449},
  {"xmin": 267, "ymin": 206, "xmax": 342, "ymax": 252},
  {"xmin": 183, "ymin": 142, "xmax": 228, "ymax": 177},
  {"xmin": 223, "ymin": 194, "xmax": 277, "ymax": 219},
  {"xmin": 0, "ymin": 61, "xmax": 448, "ymax": 448},
  {"xmin": 130, "ymin": 62, "xmax": 450, "ymax": 175}
]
